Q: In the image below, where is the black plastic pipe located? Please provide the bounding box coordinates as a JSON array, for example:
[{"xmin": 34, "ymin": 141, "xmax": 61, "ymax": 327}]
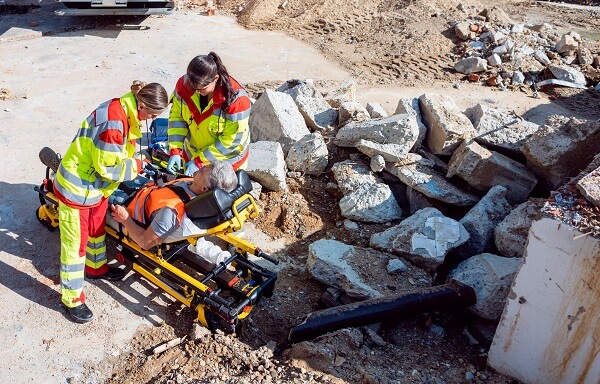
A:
[{"xmin": 288, "ymin": 281, "xmax": 476, "ymax": 343}]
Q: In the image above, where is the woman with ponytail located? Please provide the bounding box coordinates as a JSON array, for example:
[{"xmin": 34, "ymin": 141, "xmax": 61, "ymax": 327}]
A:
[
  {"xmin": 167, "ymin": 52, "xmax": 251, "ymax": 176},
  {"xmin": 55, "ymin": 80, "xmax": 168, "ymax": 323}
]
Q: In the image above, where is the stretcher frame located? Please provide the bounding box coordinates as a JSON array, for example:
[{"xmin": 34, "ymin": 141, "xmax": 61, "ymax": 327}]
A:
[{"xmin": 35, "ymin": 165, "xmax": 277, "ymax": 333}]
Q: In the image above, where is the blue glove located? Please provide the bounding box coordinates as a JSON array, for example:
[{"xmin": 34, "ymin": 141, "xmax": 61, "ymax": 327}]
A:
[
  {"xmin": 184, "ymin": 160, "xmax": 200, "ymax": 176},
  {"xmin": 166, "ymin": 154, "xmax": 182, "ymax": 174}
]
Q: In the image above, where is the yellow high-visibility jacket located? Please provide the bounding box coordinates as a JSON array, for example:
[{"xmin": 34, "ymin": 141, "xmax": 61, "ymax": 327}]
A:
[
  {"xmin": 54, "ymin": 93, "xmax": 142, "ymax": 207},
  {"xmin": 168, "ymin": 75, "xmax": 251, "ymax": 170}
]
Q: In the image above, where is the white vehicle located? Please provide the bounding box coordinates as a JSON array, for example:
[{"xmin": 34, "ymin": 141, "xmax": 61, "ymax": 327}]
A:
[{"xmin": 54, "ymin": 0, "xmax": 174, "ymax": 16}]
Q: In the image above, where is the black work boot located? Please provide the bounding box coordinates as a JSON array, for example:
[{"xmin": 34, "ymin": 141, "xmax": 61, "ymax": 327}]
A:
[
  {"xmin": 66, "ymin": 304, "xmax": 94, "ymax": 323},
  {"xmin": 86, "ymin": 266, "xmax": 127, "ymax": 281}
]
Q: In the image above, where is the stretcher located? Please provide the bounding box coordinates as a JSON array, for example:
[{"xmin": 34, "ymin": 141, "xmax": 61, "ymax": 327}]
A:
[{"xmin": 35, "ymin": 148, "xmax": 277, "ymax": 333}]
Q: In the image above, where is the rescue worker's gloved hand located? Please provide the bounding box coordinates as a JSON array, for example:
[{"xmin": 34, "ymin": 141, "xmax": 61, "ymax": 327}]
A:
[
  {"xmin": 167, "ymin": 154, "xmax": 182, "ymax": 174},
  {"xmin": 184, "ymin": 160, "xmax": 200, "ymax": 176}
]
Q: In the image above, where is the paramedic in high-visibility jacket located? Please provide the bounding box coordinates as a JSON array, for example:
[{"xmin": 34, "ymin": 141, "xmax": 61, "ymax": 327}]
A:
[
  {"xmin": 167, "ymin": 52, "xmax": 251, "ymax": 175},
  {"xmin": 53, "ymin": 81, "xmax": 169, "ymax": 323}
]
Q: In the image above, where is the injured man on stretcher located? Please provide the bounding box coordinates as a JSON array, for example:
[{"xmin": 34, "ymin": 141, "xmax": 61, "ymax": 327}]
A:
[{"xmin": 108, "ymin": 161, "xmax": 238, "ymax": 250}]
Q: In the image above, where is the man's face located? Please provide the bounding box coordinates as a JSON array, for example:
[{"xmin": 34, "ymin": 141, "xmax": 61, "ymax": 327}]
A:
[{"xmin": 193, "ymin": 166, "xmax": 212, "ymax": 192}]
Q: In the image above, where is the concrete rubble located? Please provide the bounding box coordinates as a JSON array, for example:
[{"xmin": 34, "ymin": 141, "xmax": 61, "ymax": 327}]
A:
[
  {"xmin": 242, "ymin": 78, "xmax": 599, "ymax": 354},
  {"xmin": 449, "ymin": 8, "xmax": 600, "ymax": 91}
]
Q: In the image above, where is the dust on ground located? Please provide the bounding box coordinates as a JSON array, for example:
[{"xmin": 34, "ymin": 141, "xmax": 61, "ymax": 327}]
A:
[{"xmin": 102, "ymin": 0, "xmax": 600, "ymax": 383}]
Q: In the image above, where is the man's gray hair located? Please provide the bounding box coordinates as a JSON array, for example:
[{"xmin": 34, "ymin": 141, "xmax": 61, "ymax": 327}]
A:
[{"xmin": 206, "ymin": 161, "xmax": 237, "ymax": 193}]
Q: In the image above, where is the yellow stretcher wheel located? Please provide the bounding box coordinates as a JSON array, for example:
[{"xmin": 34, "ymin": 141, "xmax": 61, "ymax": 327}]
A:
[{"xmin": 36, "ymin": 206, "xmax": 57, "ymax": 232}]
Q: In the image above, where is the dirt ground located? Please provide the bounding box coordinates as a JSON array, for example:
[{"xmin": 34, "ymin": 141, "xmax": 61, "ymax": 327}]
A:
[
  {"xmin": 97, "ymin": 1, "xmax": 600, "ymax": 384},
  {"xmin": 1, "ymin": 0, "xmax": 599, "ymax": 383}
]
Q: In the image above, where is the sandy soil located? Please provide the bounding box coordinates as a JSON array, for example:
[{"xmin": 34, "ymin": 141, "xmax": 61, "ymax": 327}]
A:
[{"xmin": 1, "ymin": 0, "xmax": 599, "ymax": 383}]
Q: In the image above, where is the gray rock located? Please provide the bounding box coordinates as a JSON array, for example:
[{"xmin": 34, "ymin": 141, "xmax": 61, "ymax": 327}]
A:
[
  {"xmin": 455, "ymin": 186, "xmax": 512, "ymax": 258},
  {"xmin": 246, "ymin": 141, "xmax": 287, "ymax": 191},
  {"xmin": 370, "ymin": 154, "xmax": 386, "ymax": 172},
  {"xmin": 465, "ymin": 104, "xmax": 539, "ymax": 154},
  {"xmin": 555, "ymin": 34, "xmax": 579, "ymax": 54},
  {"xmin": 533, "ymin": 50, "xmax": 551, "ymax": 65},
  {"xmin": 324, "ymin": 79, "xmax": 356, "ymax": 108},
  {"xmin": 418, "ymin": 94, "xmax": 476, "ymax": 155},
  {"xmin": 331, "ymin": 159, "xmax": 377, "ymax": 196},
  {"xmin": 522, "ymin": 115, "xmax": 600, "ymax": 190},
  {"xmin": 447, "ymin": 253, "xmax": 521, "ymax": 320},
  {"xmin": 548, "ymin": 65, "xmax": 587, "ymax": 85},
  {"xmin": 357, "ymin": 139, "xmax": 410, "ymax": 162},
  {"xmin": 494, "ymin": 199, "xmax": 544, "ymax": 258},
  {"xmin": 576, "ymin": 165, "xmax": 600, "ymax": 208},
  {"xmin": 343, "ymin": 219, "xmax": 360, "ymax": 231},
  {"xmin": 335, "ymin": 114, "xmax": 420, "ymax": 154},
  {"xmin": 487, "ymin": 54, "xmax": 502, "ymax": 67},
  {"xmin": 512, "ymin": 71, "xmax": 525, "ymax": 85},
  {"xmin": 387, "ymin": 258, "xmax": 409, "ymax": 274},
  {"xmin": 371, "ymin": 207, "xmax": 469, "ymax": 272},
  {"xmin": 577, "ymin": 47, "xmax": 594, "ymax": 66},
  {"xmin": 307, "ymin": 239, "xmax": 383, "ymax": 299},
  {"xmin": 366, "ymin": 102, "xmax": 388, "ymax": 119},
  {"xmin": 387, "ymin": 153, "xmax": 479, "ymax": 207},
  {"xmin": 394, "ymin": 97, "xmax": 427, "ymax": 152},
  {"xmin": 447, "ymin": 140, "xmax": 537, "ymax": 203},
  {"xmin": 282, "ymin": 81, "xmax": 338, "ymax": 131},
  {"xmin": 454, "ymin": 22, "xmax": 471, "ymax": 40},
  {"xmin": 249, "ymin": 89, "xmax": 310, "ymax": 153},
  {"xmin": 454, "ymin": 57, "xmax": 488, "ymax": 74},
  {"xmin": 339, "ymin": 100, "xmax": 370, "ymax": 126},
  {"xmin": 285, "ymin": 132, "xmax": 329, "ymax": 175},
  {"xmin": 339, "ymin": 182, "xmax": 403, "ymax": 223}
]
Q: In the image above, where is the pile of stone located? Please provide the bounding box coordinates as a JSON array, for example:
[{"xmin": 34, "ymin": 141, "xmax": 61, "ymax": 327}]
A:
[
  {"xmin": 450, "ymin": 6, "xmax": 600, "ymax": 90},
  {"xmin": 245, "ymin": 78, "xmax": 600, "ymax": 326}
]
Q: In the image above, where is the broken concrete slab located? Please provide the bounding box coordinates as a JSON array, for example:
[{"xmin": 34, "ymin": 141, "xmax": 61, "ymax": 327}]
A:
[
  {"xmin": 370, "ymin": 154, "xmax": 386, "ymax": 173},
  {"xmin": 249, "ymin": 89, "xmax": 310, "ymax": 153},
  {"xmin": 454, "ymin": 186, "xmax": 512, "ymax": 258},
  {"xmin": 366, "ymin": 102, "xmax": 388, "ymax": 119},
  {"xmin": 281, "ymin": 80, "xmax": 338, "ymax": 131},
  {"xmin": 576, "ymin": 165, "xmax": 600, "ymax": 208},
  {"xmin": 331, "ymin": 159, "xmax": 378, "ymax": 196},
  {"xmin": 447, "ymin": 253, "xmax": 521, "ymax": 321},
  {"xmin": 246, "ymin": 141, "xmax": 287, "ymax": 191},
  {"xmin": 555, "ymin": 33, "xmax": 579, "ymax": 54},
  {"xmin": 418, "ymin": 94, "xmax": 476, "ymax": 155},
  {"xmin": 335, "ymin": 114, "xmax": 420, "ymax": 155},
  {"xmin": 307, "ymin": 239, "xmax": 383, "ymax": 300},
  {"xmin": 494, "ymin": 199, "xmax": 544, "ymax": 258},
  {"xmin": 521, "ymin": 115, "xmax": 600, "ymax": 190},
  {"xmin": 324, "ymin": 79, "xmax": 356, "ymax": 108},
  {"xmin": 285, "ymin": 132, "xmax": 329, "ymax": 175},
  {"xmin": 338, "ymin": 100, "xmax": 370, "ymax": 126},
  {"xmin": 465, "ymin": 104, "xmax": 539, "ymax": 155},
  {"xmin": 356, "ymin": 139, "xmax": 410, "ymax": 163},
  {"xmin": 371, "ymin": 207, "xmax": 469, "ymax": 273},
  {"xmin": 386, "ymin": 153, "xmax": 479, "ymax": 207},
  {"xmin": 339, "ymin": 182, "xmax": 403, "ymax": 223},
  {"xmin": 394, "ymin": 97, "xmax": 427, "ymax": 152},
  {"xmin": 447, "ymin": 140, "xmax": 537, "ymax": 203},
  {"xmin": 548, "ymin": 64, "xmax": 587, "ymax": 86}
]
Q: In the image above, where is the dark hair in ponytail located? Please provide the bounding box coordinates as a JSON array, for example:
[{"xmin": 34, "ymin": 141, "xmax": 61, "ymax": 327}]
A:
[{"xmin": 187, "ymin": 52, "xmax": 236, "ymax": 113}]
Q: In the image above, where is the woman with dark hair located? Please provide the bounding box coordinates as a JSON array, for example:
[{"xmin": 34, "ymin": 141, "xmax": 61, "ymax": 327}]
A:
[
  {"xmin": 167, "ymin": 52, "xmax": 251, "ymax": 176},
  {"xmin": 54, "ymin": 80, "xmax": 169, "ymax": 323}
]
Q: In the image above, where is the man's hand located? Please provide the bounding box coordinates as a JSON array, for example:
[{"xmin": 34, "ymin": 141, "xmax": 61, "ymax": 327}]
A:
[{"xmin": 110, "ymin": 204, "xmax": 129, "ymax": 224}]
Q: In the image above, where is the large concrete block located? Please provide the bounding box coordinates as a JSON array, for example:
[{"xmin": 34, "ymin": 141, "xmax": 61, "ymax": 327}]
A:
[
  {"xmin": 331, "ymin": 159, "xmax": 377, "ymax": 196},
  {"xmin": 285, "ymin": 132, "xmax": 329, "ymax": 175},
  {"xmin": 386, "ymin": 153, "xmax": 479, "ymax": 207},
  {"xmin": 447, "ymin": 253, "xmax": 521, "ymax": 320},
  {"xmin": 394, "ymin": 97, "xmax": 427, "ymax": 151},
  {"xmin": 455, "ymin": 186, "xmax": 512, "ymax": 258},
  {"xmin": 249, "ymin": 89, "xmax": 310, "ymax": 153},
  {"xmin": 356, "ymin": 139, "xmax": 410, "ymax": 162},
  {"xmin": 418, "ymin": 94, "xmax": 476, "ymax": 155},
  {"xmin": 282, "ymin": 81, "xmax": 338, "ymax": 131},
  {"xmin": 448, "ymin": 140, "xmax": 537, "ymax": 203},
  {"xmin": 335, "ymin": 114, "xmax": 420, "ymax": 155},
  {"xmin": 494, "ymin": 199, "xmax": 544, "ymax": 258},
  {"xmin": 522, "ymin": 115, "xmax": 600, "ymax": 190},
  {"xmin": 338, "ymin": 101, "xmax": 370, "ymax": 126},
  {"xmin": 465, "ymin": 104, "xmax": 539, "ymax": 155},
  {"xmin": 246, "ymin": 141, "xmax": 287, "ymax": 191},
  {"xmin": 339, "ymin": 182, "xmax": 403, "ymax": 223}
]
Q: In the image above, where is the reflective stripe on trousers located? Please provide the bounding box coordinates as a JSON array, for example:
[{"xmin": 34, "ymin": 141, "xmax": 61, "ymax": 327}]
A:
[{"xmin": 58, "ymin": 199, "xmax": 109, "ymax": 308}]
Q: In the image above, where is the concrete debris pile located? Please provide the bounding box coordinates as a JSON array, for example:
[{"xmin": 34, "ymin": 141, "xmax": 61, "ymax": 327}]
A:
[
  {"xmin": 450, "ymin": 7, "xmax": 600, "ymax": 90},
  {"xmin": 245, "ymin": 78, "xmax": 600, "ymax": 337}
]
